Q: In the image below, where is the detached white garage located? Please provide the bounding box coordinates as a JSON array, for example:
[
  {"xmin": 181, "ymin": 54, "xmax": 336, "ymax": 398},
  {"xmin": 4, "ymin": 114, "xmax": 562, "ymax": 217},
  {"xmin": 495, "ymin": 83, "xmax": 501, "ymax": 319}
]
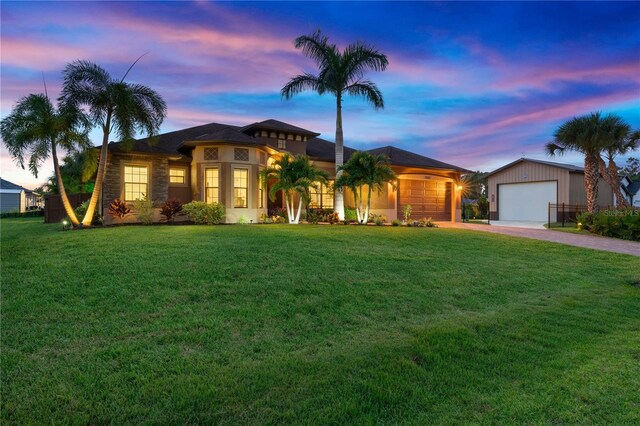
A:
[
  {"xmin": 498, "ymin": 181, "xmax": 556, "ymax": 221},
  {"xmin": 487, "ymin": 158, "xmax": 613, "ymax": 222}
]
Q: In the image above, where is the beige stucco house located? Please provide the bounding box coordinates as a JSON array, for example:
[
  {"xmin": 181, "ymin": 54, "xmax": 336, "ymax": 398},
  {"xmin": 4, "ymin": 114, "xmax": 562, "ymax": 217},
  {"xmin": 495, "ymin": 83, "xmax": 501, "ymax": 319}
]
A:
[{"xmin": 101, "ymin": 119, "xmax": 469, "ymax": 223}]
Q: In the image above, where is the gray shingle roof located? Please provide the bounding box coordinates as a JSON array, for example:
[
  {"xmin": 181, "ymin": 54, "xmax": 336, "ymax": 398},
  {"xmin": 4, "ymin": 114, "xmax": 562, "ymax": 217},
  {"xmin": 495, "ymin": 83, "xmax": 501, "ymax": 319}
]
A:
[
  {"xmin": 367, "ymin": 146, "xmax": 472, "ymax": 172},
  {"xmin": 191, "ymin": 128, "xmax": 258, "ymax": 145},
  {"xmin": 0, "ymin": 177, "xmax": 26, "ymax": 191},
  {"xmin": 240, "ymin": 119, "xmax": 320, "ymax": 137},
  {"xmin": 627, "ymin": 181, "xmax": 640, "ymax": 195}
]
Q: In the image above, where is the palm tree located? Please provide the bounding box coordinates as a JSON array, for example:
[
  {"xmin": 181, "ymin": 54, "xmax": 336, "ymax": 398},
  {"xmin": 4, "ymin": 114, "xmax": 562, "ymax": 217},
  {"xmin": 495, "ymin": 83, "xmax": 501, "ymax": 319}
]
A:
[
  {"xmin": 59, "ymin": 59, "xmax": 167, "ymax": 226},
  {"xmin": 334, "ymin": 151, "xmax": 396, "ymax": 224},
  {"xmin": 281, "ymin": 30, "xmax": 388, "ymax": 220},
  {"xmin": 598, "ymin": 118, "xmax": 639, "ymax": 208},
  {"xmin": 546, "ymin": 112, "xmax": 612, "ymax": 213},
  {"xmin": 1, "ymin": 93, "xmax": 90, "ymax": 225},
  {"xmin": 259, "ymin": 154, "xmax": 329, "ymax": 224}
]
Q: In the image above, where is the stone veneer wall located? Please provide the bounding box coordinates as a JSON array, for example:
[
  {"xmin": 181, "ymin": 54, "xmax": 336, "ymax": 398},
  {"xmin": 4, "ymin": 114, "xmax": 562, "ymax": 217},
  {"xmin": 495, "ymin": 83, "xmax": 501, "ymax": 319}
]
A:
[{"xmin": 102, "ymin": 152, "xmax": 170, "ymax": 205}]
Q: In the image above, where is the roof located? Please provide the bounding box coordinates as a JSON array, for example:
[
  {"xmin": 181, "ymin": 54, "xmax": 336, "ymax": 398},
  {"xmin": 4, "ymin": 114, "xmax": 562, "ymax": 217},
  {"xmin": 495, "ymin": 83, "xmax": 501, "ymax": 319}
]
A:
[
  {"xmin": 487, "ymin": 158, "xmax": 584, "ymax": 177},
  {"xmin": 108, "ymin": 122, "xmax": 242, "ymax": 155},
  {"xmin": 107, "ymin": 118, "xmax": 468, "ymax": 173},
  {"xmin": 240, "ymin": 119, "xmax": 320, "ymax": 137},
  {"xmin": 627, "ymin": 181, "xmax": 640, "ymax": 195},
  {"xmin": 367, "ymin": 146, "xmax": 472, "ymax": 173},
  {"xmin": 0, "ymin": 177, "xmax": 31, "ymax": 193}
]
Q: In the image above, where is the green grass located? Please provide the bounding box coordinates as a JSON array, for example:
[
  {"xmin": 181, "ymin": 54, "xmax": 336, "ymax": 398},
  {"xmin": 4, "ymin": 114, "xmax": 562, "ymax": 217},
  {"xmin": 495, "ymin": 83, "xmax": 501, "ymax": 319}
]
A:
[
  {"xmin": 2, "ymin": 218, "xmax": 639, "ymax": 424},
  {"xmin": 545, "ymin": 223, "xmax": 593, "ymax": 235}
]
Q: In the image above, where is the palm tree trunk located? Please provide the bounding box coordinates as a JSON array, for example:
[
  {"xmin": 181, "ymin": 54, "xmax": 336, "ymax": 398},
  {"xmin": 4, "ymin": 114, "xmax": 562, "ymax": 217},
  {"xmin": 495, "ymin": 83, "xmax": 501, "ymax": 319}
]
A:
[
  {"xmin": 51, "ymin": 140, "xmax": 80, "ymax": 226},
  {"xmin": 584, "ymin": 153, "xmax": 600, "ymax": 213},
  {"xmin": 597, "ymin": 156, "xmax": 630, "ymax": 208},
  {"xmin": 364, "ymin": 186, "xmax": 372, "ymax": 224},
  {"xmin": 82, "ymin": 114, "xmax": 111, "ymax": 226},
  {"xmin": 334, "ymin": 94, "xmax": 345, "ymax": 220},
  {"xmin": 294, "ymin": 196, "xmax": 303, "ymax": 224}
]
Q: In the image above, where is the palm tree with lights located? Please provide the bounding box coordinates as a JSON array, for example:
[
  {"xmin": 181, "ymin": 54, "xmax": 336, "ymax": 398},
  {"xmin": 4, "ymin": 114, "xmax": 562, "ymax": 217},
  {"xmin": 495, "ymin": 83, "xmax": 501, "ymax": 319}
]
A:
[
  {"xmin": 1, "ymin": 93, "xmax": 90, "ymax": 225},
  {"xmin": 260, "ymin": 154, "xmax": 329, "ymax": 224},
  {"xmin": 281, "ymin": 30, "xmax": 388, "ymax": 220},
  {"xmin": 59, "ymin": 59, "xmax": 167, "ymax": 227},
  {"xmin": 334, "ymin": 151, "xmax": 396, "ymax": 224}
]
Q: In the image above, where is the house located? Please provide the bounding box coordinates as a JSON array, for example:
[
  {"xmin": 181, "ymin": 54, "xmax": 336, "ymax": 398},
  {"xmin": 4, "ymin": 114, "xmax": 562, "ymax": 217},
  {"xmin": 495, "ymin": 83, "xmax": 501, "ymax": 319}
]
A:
[
  {"xmin": 486, "ymin": 158, "xmax": 613, "ymax": 222},
  {"xmin": 0, "ymin": 178, "xmax": 42, "ymax": 213},
  {"xmin": 101, "ymin": 119, "xmax": 469, "ymax": 223},
  {"xmin": 619, "ymin": 175, "xmax": 640, "ymax": 208}
]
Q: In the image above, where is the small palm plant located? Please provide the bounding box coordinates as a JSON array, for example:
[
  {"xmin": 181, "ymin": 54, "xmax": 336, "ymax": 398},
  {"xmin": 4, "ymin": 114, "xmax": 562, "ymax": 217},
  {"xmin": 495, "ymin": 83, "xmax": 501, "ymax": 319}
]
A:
[
  {"xmin": 59, "ymin": 59, "xmax": 167, "ymax": 226},
  {"xmin": 597, "ymin": 117, "xmax": 638, "ymax": 208},
  {"xmin": 260, "ymin": 154, "xmax": 329, "ymax": 224},
  {"xmin": 1, "ymin": 93, "xmax": 90, "ymax": 226},
  {"xmin": 334, "ymin": 151, "xmax": 396, "ymax": 224}
]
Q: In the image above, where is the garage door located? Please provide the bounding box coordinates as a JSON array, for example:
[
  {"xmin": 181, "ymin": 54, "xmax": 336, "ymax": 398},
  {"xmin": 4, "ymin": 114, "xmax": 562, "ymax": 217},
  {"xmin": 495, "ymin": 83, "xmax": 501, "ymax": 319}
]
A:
[
  {"xmin": 398, "ymin": 179, "xmax": 451, "ymax": 221},
  {"xmin": 498, "ymin": 181, "xmax": 556, "ymax": 221}
]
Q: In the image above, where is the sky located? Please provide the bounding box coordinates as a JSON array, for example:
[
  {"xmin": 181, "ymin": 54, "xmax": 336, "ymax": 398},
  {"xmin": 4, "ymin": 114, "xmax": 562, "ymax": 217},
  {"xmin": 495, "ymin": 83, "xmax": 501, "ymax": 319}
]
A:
[{"xmin": 1, "ymin": 1, "xmax": 639, "ymax": 189}]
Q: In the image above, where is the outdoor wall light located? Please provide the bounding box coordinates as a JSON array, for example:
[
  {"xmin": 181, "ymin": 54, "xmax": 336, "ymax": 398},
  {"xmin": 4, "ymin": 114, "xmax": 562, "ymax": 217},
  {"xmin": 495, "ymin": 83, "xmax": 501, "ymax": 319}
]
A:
[{"xmin": 62, "ymin": 219, "xmax": 70, "ymax": 230}]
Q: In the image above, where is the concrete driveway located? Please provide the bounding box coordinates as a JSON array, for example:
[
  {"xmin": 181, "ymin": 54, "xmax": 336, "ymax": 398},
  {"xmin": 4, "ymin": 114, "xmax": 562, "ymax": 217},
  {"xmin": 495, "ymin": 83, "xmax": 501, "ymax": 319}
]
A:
[{"xmin": 438, "ymin": 222, "xmax": 640, "ymax": 256}]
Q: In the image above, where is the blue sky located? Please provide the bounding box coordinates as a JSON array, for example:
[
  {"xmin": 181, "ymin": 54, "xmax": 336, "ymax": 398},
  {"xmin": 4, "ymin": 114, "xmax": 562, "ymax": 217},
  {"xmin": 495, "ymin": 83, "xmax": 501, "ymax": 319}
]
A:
[{"xmin": 1, "ymin": 1, "xmax": 639, "ymax": 188}]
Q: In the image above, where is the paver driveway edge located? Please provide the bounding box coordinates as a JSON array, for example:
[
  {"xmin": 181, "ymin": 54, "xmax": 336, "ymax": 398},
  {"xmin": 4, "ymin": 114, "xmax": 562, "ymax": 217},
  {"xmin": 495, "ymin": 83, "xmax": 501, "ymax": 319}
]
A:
[{"xmin": 437, "ymin": 222, "xmax": 640, "ymax": 257}]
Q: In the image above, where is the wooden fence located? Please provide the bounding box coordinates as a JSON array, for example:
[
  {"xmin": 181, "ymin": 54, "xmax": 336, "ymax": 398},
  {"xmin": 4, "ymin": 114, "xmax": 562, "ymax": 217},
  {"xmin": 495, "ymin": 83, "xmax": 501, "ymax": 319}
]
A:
[{"xmin": 44, "ymin": 193, "xmax": 92, "ymax": 223}]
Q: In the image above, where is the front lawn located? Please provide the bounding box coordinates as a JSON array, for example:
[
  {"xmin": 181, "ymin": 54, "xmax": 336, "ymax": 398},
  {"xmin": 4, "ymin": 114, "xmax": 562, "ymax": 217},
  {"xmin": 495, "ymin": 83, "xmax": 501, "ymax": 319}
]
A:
[{"xmin": 2, "ymin": 218, "xmax": 639, "ymax": 424}]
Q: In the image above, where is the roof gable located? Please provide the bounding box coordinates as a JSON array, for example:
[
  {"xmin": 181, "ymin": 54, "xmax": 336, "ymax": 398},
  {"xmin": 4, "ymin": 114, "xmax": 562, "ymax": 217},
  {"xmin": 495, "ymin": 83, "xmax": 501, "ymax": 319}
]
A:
[
  {"xmin": 368, "ymin": 146, "xmax": 471, "ymax": 172},
  {"xmin": 487, "ymin": 158, "xmax": 583, "ymax": 177},
  {"xmin": 0, "ymin": 177, "xmax": 27, "ymax": 191}
]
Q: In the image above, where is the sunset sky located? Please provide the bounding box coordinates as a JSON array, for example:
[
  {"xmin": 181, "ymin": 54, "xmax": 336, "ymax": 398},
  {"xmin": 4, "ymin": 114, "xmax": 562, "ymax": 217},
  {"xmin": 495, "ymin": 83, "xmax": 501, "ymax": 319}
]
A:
[{"xmin": 1, "ymin": 1, "xmax": 639, "ymax": 189}]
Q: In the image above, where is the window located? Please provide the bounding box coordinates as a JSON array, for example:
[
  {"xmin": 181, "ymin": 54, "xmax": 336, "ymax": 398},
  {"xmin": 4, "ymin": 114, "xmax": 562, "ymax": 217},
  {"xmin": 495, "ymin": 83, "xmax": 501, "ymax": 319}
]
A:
[
  {"xmin": 234, "ymin": 168, "xmax": 248, "ymax": 208},
  {"xmin": 259, "ymin": 151, "xmax": 267, "ymax": 165},
  {"xmin": 234, "ymin": 148, "xmax": 249, "ymax": 161},
  {"xmin": 204, "ymin": 147, "xmax": 218, "ymax": 161},
  {"xmin": 169, "ymin": 168, "xmax": 186, "ymax": 184},
  {"xmin": 277, "ymin": 139, "xmax": 286, "ymax": 149},
  {"xmin": 309, "ymin": 180, "xmax": 334, "ymax": 209},
  {"xmin": 205, "ymin": 168, "xmax": 219, "ymax": 203},
  {"xmin": 259, "ymin": 176, "xmax": 265, "ymax": 208},
  {"xmin": 124, "ymin": 165, "xmax": 148, "ymax": 201}
]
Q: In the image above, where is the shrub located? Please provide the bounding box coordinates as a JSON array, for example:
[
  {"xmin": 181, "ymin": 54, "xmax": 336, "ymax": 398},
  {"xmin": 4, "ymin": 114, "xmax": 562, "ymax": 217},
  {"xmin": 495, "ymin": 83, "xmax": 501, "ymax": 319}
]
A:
[
  {"xmin": 368, "ymin": 213, "xmax": 387, "ymax": 224},
  {"xmin": 327, "ymin": 212, "xmax": 340, "ymax": 225},
  {"xmin": 182, "ymin": 201, "xmax": 225, "ymax": 225},
  {"xmin": 237, "ymin": 215, "xmax": 249, "ymax": 225},
  {"xmin": 259, "ymin": 212, "xmax": 270, "ymax": 224},
  {"xmin": 160, "ymin": 199, "xmax": 183, "ymax": 222},
  {"xmin": 74, "ymin": 200, "xmax": 102, "ymax": 225},
  {"xmin": 0, "ymin": 209, "xmax": 44, "ymax": 218},
  {"xmin": 418, "ymin": 217, "xmax": 437, "ymax": 228},
  {"xmin": 344, "ymin": 208, "xmax": 357, "ymax": 223},
  {"xmin": 392, "ymin": 219, "xmax": 401, "ymax": 226},
  {"xmin": 577, "ymin": 208, "xmax": 639, "ymax": 241},
  {"xmin": 132, "ymin": 196, "xmax": 154, "ymax": 225},
  {"xmin": 403, "ymin": 204, "xmax": 412, "ymax": 222},
  {"xmin": 375, "ymin": 217, "xmax": 384, "ymax": 226},
  {"xmin": 108, "ymin": 199, "xmax": 131, "ymax": 221}
]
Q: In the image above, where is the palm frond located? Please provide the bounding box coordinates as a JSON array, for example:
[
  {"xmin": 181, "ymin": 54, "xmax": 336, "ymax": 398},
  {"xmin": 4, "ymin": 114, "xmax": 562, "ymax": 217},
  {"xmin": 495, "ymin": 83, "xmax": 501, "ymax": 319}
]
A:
[{"xmin": 344, "ymin": 81, "xmax": 384, "ymax": 109}]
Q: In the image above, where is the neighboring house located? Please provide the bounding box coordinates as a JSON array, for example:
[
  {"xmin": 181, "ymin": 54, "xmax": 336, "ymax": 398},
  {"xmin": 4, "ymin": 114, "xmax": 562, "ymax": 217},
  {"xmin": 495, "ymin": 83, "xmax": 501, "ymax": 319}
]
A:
[
  {"xmin": 0, "ymin": 178, "xmax": 42, "ymax": 213},
  {"xmin": 619, "ymin": 175, "xmax": 640, "ymax": 208},
  {"xmin": 101, "ymin": 119, "xmax": 469, "ymax": 223},
  {"xmin": 486, "ymin": 158, "xmax": 613, "ymax": 222}
]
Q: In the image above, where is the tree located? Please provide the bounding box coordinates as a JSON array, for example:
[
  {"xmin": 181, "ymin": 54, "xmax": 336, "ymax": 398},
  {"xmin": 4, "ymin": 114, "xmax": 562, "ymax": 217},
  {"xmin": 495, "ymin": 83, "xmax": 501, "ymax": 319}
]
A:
[
  {"xmin": 1, "ymin": 93, "xmax": 90, "ymax": 225},
  {"xmin": 42, "ymin": 149, "xmax": 98, "ymax": 195},
  {"xmin": 59, "ymin": 59, "xmax": 167, "ymax": 227},
  {"xmin": 619, "ymin": 157, "xmax": 640, "ymax": 180},
  {"xmin": 259, "ymin": 154, "xmax": 329, "ymax": 224},
  {"xmin": 281, "ymin": 30, "xmax": 388, "ymax": 220},
  {"xmin": 546, "ymin": 112, "xmax": 613, "ymax": 213},
  {"xmin": 334, "ymin": 151, "xmax": 396, "ymax": 224},
  {"xmin": 597, "ymin": 118, "xmax": 639, "ymax": 208}
]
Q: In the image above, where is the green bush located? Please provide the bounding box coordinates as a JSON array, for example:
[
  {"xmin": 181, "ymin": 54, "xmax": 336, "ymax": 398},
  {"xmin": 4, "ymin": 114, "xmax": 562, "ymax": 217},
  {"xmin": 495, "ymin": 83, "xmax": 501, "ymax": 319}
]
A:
[
  {"xmin": 0, "ymin": 209, "xmax": 43, "ymax": 218},
  {"xmin": 183, "ymin": 201, "xmax": 225, "ymax": 225},
  {"xmin": 74, "ymin": 200, "xmax": 102, "ymax": 225},
  {"xmin": 391, "ymin": 219, "xmax": 401, "ymax": 226},
  {"xmin": 344, "ymin": 208, "xmax": 357, "ymax": 223},
  {"xmin": 374, "ymin": 217, "xmax": 384, "ymax": 226},
  {"xmin": 132, "ymin": 196, "xmax": 154, "ymax": 225},
  {"xmin": 577, "ymin": 208, "xmax": 639, "ymax": 241}
]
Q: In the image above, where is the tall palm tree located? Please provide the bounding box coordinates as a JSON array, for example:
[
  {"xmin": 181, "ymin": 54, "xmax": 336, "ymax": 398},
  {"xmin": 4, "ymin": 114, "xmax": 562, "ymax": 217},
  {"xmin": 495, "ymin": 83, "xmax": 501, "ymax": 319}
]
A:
[
  {"xmin": 259, "ymin": 154, "xmax": 329, "ymax": 224},
  {"xmin": 1, "ymin": 93, "xmax": 90, "ymax": 225},
  {"xmin": 334, "ymin": 151, "xmax": 396, "ymax": 224},
  {"xmin": 281, "ymin": 30, "xmax": 388, "ymax": 220},
  {"xmin": 59, "ymin": 59, "xmax": 167, "ymax": 226},
  {"xmin": 598, "ymin": 118, "xmax": 639, "ymax": 208},
  {"xmin": 546, "ymin": 112, "xmax": 613, "ymax": 213}
]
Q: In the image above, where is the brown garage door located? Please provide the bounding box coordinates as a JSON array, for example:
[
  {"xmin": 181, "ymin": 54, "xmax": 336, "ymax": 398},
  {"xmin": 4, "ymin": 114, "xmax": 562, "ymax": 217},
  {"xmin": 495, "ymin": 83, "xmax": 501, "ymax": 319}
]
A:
[{"xmin": 398, "ymin": 179, "xmax": 451, "ymax": 221}]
